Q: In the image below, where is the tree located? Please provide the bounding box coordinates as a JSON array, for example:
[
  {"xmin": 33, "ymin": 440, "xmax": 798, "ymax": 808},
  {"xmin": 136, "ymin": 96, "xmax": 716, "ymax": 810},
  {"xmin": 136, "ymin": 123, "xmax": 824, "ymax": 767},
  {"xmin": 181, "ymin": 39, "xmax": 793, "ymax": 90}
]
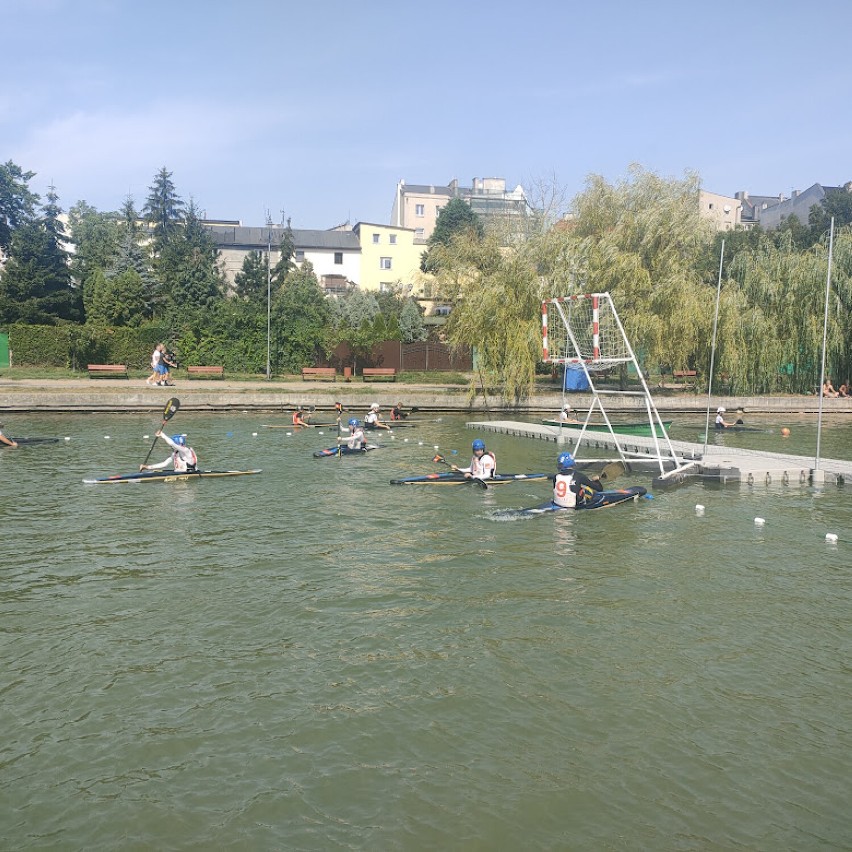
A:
[
  {"xmin": 0, "ymin": 184, "xmax": 82, "ymax": 324},
  {"xmin": 233, "ymin": 250, "xmax": 268, "ymax": 304},
  {"xmin": 421, "ymin": 198, "xmax": 484, "ymax": 272},
  {"xmin": 68, "ymin": 201, "xmax": 121, "ymax": 316},
  {"xmin": 86, "ymin": 268, "xmax": 147, "ymax": 326},
  {"xmin": 0, "ymin": 160, "xmax": 39, "ymax": 253},
  {"xmin": 142, "ymin": 166, "xmax": 185, "ymax": 251},
  {"xmin": 399, "ymin": 298, "xmax": 427, "ymax": 342},
  {"xmin": 156, "ymin": 200, "xmax": 224, "ymax": 315},
  {"xmin": 271, "ymin": 262, "xmax": 332, "ymax": 373},
  {"xmin": 270, "ymin": 223, "xmax": 296, "ymax": 287},
  {"xmin": 106, "ymin": 197, "xmax": 159, "ymax": 318}
]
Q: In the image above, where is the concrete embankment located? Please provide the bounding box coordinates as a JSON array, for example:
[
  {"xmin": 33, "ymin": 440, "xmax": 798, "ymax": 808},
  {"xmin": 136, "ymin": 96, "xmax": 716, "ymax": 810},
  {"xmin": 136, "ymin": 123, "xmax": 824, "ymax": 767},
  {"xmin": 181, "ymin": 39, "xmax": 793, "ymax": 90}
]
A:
[{"xmin": 1, "ymin": 376, "xmax": 851, "ymax": 414}]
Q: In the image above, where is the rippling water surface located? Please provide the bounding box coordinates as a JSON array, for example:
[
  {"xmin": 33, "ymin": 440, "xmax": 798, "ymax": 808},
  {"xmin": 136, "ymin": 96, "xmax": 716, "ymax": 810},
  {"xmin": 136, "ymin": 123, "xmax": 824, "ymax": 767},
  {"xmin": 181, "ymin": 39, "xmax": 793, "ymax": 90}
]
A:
[{"xmin": 1, "ymin": 411, "xmax": 850, "ymax": 849}]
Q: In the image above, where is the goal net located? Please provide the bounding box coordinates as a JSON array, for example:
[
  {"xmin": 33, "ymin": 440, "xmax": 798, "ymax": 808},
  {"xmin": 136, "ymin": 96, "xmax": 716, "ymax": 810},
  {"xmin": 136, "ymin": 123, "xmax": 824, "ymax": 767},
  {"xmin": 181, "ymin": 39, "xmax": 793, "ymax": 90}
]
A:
[{"xmin": 542, "ymin": 293, "xmax": 630, "ymax": 368}]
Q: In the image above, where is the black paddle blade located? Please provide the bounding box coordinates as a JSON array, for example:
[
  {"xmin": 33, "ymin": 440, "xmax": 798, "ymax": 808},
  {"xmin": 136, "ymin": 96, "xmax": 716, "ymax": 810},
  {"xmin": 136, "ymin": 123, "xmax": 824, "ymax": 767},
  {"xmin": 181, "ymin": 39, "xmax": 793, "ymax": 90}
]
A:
[
  {"xmin": 470, "ymin": 476, "xmax": 488, "ymax": 490},
  {"xmin": 163, "ymin": 398, "xmax": 180, "ymax": 421}
]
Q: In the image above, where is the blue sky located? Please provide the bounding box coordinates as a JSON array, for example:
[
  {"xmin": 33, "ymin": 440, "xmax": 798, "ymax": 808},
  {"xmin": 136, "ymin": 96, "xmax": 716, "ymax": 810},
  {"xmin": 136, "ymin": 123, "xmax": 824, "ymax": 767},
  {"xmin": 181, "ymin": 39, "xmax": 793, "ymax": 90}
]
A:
[{"xmin": 3, "ymin": 0, "xmax": 851, "ymax": 229}]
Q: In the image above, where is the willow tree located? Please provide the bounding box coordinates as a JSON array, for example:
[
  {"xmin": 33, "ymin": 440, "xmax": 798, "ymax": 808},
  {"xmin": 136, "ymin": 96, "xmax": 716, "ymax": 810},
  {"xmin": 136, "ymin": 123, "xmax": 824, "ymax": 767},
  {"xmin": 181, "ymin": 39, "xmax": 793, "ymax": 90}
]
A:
[
  {"xmin": 728, "ymin": 226, "xmax": 852, "ymax": 392},
  {"xmin": 431, "ymin": 231, "xmax": 544, "ymax": 403},
  {"xmin": 550, "ymin": 166, "xmax": 717, "ymax": 376}
]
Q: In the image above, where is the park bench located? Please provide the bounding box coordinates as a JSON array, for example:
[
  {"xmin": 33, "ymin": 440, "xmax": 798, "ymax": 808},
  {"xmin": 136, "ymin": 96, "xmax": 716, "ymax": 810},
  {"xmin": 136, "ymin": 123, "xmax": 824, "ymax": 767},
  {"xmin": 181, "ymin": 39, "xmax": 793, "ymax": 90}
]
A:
[
  {"xmin": 187, "ymin": 365, "xmax": 224, "ymax": 379},
  {"xmin": 672, "ymin": 369, "xmax": 698, "ymax": 389},
  {"xmin": 87, "ymin": 364, "xmax": 128, "ymax": 379},
  {"xmin": 363, "ymin": 368, "xmax": 397, "ymax": 382},
  {"xmin": 301, "ymin": 367, "xmax": 336, "ymax": 381}
]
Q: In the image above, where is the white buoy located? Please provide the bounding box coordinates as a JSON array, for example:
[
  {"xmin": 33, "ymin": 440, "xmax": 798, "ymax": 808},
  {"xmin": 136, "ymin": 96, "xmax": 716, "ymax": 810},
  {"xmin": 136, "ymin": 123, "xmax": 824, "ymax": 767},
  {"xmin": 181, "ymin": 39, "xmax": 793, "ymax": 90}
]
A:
[
  {"xmin": 104, "ymin": 436, "xmax": 110, "ymax": 440},
  {"xmin": 286, "ymin": 431, "xmax": 292, "ymax": 436},
  {"xmin": 404, "ymin": 438, "xmax": 409, "ymax": 443},
  {"xmin": 143, "ymin": 434, "xmax": 149, "ymax": 440},
  {"xmin": 754, "ymin": 517, "xmax": 765, "ymax": 526},
  {"xmin": 64, "ymin": 436, "xmax": 71, "ymax": 441},
  {"xmin": 252, "ymin": 432, "xmax": 258, "ymax": 437},
  {"xmin": 826, "ymin": 533, "xmax": 838, "ymax": 543},
  {"xmin": 434, "ymin": 445, "xmax": 439, "ymax": 450},
  {"xmin": 695, "ymin": 504, "xmax": 705, "ymax": 515},
  {"xmin": 318, "ymin": 431, "xmax": 324, "ymax": 436},
  {"xmin": 418, "ymin": 441, "xmax": 423, "ymax": 446}
]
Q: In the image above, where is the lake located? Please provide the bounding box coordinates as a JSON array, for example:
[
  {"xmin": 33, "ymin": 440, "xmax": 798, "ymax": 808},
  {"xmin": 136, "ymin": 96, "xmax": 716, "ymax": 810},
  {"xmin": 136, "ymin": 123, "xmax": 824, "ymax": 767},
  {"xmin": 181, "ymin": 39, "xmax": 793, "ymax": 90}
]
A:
[{"xmin": 1, "ymin": 410, "xmax": 850, "ymax": 849}]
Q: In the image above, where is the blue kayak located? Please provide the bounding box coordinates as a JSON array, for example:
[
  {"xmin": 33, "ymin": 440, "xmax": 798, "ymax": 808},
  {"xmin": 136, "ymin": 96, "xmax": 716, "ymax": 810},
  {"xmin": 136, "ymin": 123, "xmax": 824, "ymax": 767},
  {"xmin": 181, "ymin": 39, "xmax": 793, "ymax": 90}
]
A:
[{"xmin": 501, "ymin": 486, "xmax": 649, "ymax": 517}]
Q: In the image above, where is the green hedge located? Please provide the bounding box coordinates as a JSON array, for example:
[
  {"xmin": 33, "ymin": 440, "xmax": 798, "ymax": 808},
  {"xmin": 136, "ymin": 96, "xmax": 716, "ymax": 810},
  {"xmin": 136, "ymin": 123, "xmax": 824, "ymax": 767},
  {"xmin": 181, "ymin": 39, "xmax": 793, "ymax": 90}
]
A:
[{"xmin": 4, "ymin": 323, "xmax": 171, "ymax": 370}]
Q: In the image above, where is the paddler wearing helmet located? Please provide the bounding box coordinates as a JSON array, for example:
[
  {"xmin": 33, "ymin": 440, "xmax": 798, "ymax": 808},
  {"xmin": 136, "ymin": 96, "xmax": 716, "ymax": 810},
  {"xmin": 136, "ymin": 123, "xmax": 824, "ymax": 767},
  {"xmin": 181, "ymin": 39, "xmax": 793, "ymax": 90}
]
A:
[
  {"xmin": 452, "ymin": 438, "xmax": 496, "ymax": 480},
  {"xmin": 140, "ymin": 431, "xmax": 198, "ymax": 472},
  {"xmin": 714, "ymin": 406, "xmax": 733, "ymax": 430},
  {"xmin": 337, "ymin": 417, "xmax": 366, "ymax": 450},
  {"xmin": 551, "ymin": 451, "xmax": 602, "ymax": 508},
  {"xmin": 364, "ymin": 402, "xmax": 391, "ymax": 431}
]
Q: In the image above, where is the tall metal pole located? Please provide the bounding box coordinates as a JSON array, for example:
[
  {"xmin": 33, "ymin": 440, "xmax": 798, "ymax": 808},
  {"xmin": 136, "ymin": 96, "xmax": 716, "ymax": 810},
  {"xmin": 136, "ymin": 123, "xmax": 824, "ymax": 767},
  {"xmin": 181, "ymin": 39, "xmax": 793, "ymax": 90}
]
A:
[
  {"xmin": 702, "ymin": 239, "xmax": 725, "ymax": 457},
  {"xmin": 814, "ymin": 217, "xmax": 835, "ymax": 474},
  {"xmin": 266, "ymin": 228, "xmax": 272, "ymax": 381}
]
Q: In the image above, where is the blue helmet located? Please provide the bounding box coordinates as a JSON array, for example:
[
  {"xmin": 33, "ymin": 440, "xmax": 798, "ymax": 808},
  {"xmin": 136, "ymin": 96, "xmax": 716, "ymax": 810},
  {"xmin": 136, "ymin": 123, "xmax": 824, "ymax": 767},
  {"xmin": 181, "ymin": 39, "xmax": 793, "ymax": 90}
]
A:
[
  {"xmin": 348, "ymin": 418, "xmax": 360, "ymax": 428},
  {"xmin": 472, "ymin": 439, "xmax": 486, "ymax": 452},
  {"xmin": 172, "ymin": 434, "xmax": 186, "ymax": 446},
  {"xmin": 557, "ymin": 452, "xmax": 575, "ymax": 471}
]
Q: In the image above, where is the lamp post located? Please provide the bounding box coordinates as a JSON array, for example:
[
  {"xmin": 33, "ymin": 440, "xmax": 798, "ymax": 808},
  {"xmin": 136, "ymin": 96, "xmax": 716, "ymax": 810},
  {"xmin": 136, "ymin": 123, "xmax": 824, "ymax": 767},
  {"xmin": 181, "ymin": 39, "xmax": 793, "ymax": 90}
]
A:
[{"xmin": 266, "ymin": 228, "xmax": 271, "ymax": 381}]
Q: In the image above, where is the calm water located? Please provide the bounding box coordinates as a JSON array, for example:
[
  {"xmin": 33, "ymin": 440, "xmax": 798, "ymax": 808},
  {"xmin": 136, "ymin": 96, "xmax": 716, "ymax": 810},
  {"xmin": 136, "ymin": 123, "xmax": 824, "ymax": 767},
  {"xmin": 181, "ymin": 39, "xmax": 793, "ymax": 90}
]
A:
[{"xmin": 1, "ymin": 411, "xmax": 850, "ymax": 850}]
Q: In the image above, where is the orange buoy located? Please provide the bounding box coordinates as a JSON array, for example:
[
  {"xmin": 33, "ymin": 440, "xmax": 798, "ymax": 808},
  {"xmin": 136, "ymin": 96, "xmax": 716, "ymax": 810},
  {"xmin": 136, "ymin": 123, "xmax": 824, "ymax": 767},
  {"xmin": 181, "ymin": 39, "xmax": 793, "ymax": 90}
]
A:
[{"xmin": 781, "ymin": 427, "xmax": 791, "ymax": 437}]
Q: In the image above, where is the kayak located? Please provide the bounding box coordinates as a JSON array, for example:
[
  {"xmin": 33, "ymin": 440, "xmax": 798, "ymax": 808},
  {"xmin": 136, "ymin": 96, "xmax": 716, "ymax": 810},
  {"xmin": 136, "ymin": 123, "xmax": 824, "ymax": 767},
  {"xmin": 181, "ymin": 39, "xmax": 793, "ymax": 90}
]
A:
[
  {"xmin": 715, "ymin": 425, "xmax": 773, "ymax": 433},
  {"xmin": 312, "ymin": 444, "xmax": 381, "ymax": 458},
  {"xmin": 365, "ymin": 422, "xmax": 417, "ymax": 429},
  {"xmin": 501, "ymin": 486, "xmax": 649, "ymax": 517},
  {"xmin": 390, "ymin": 471, "xmax": 550, "ymax": 486},
  {"xmin": 542, "ymin": 419, "xmax": 672, "ymax": 437},
  {"xmin": 2, "ymin": 437, "xmax": 61, "ymax": 446},
  {"xmin": 83, "ymin": 469, "xmax": 262, "ymax": 484}
]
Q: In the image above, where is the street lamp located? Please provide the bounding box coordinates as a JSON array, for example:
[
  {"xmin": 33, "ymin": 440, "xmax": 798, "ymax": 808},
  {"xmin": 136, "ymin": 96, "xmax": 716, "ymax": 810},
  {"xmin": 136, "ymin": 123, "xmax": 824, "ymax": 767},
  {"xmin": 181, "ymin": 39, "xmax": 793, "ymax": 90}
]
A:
[{"xmin": 266, "ymin": 228, "xmax": 271, "ymax": 380}]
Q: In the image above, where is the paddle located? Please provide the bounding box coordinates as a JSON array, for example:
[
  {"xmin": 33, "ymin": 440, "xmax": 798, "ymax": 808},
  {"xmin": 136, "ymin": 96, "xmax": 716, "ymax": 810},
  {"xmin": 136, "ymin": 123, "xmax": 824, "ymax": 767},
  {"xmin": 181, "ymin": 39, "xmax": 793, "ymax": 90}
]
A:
[
  {"xmin": 432, "ymin": 453, "xmax": 488, "ymax": 489},
  {"xmin": 141, "ymin": 397, "xmax": 180, "ymax": 468}
]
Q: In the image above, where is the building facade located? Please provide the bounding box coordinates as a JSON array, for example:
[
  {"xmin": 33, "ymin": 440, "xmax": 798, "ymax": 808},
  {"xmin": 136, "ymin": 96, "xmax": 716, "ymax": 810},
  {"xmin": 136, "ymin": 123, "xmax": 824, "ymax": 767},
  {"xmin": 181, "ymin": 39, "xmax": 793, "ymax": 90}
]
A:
[
  {"xmin": 352, "ymin": 222, "xmax": 423, "ymax": 295},
  {"xmin": 391, "ymin": 177, "xmax": 530, "ymax": 243},
  {"xmin": 203, "ymin": 223, "xmax": 360, "ymax": 294},
  {"xmin": 698, "ymin": 190, "xmax": 742, "ymax": 230}
]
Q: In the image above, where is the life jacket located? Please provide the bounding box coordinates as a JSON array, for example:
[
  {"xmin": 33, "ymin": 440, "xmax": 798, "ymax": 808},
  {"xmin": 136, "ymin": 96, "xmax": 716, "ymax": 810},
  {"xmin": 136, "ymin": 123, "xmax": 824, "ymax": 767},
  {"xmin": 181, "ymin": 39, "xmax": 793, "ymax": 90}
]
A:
[{"xmin": 174, "ymin": 447, "xmax": 198, "ymax": 472}]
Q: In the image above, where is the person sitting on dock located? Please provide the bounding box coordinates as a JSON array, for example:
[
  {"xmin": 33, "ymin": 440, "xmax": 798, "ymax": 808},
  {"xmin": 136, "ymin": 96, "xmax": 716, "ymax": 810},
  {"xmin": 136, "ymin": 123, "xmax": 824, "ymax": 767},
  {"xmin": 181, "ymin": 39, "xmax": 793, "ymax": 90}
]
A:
[
  {"xmin": 837, "ymin": 382, "xmax": 849, "ymax": 398},
  {"xmin": 453, "ymin": 439, "xmax": 496, "ymax": 480},
  {"xmin": 715, "ymin": 407, "xmax": 734, "ymax": 429},
  {"xmin": 551, "ymin": 452, "xmax": 602, "ymax": 508},
  {"xmin": 338, "ymin": 418, "xmax": 366, "ymax": 450},
  {"xmin": 822, "ymin": 380, "xmax": 839, "ymax": 398},
  {"xmin": 140, "ymin": 432, "xmax": 198, "ymax": 473}
]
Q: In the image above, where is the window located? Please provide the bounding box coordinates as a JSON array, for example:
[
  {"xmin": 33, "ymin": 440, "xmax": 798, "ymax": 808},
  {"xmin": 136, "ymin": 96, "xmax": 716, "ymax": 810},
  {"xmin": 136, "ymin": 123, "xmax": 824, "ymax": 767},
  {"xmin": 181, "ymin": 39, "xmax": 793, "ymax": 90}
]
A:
[
  {"xmin": 436, "ymin": 205, "xmax": 441, "ymax": 216},
  {"xmin": 415, "ymin": 204, "xmax": 425, "ymax": 216},
  {"xmin": 415, "ymin": 228, "xmax": 425, "ymax": 239},
  {"xmin": 389, "ymin": 234, "xmax": 397, "ymax": 245},
  {"xmin": 380, "ymin": 257, "xmax": 392, "ymax": 270},
  {"xmin": 372, "ymin": 233, "xmax": 380, "ymax": 244},
  {"xmin": 334, "ymin": 252, "xmax": 343, "ymax": 264},
  {"xmin": 295, "ymin": 250, "xmax": 305, "ymax": 260}
]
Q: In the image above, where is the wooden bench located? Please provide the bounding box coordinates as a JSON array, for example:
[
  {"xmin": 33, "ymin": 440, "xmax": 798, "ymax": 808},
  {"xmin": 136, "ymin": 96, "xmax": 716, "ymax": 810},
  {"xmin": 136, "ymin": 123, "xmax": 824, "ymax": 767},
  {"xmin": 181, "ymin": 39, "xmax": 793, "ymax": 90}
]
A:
[
  {"xmin": 187, "ymin": 365, "xmax": 224, "ymax": 379},
  {"xmin": 363, "ymin": 367, "xmax": 397, "ymax": 382},
  {"xmin": 672, "ymin": 369, "xmax": 698, "ymax": 389},
  {"xmin": 87, "ymin": 364, "xmax": 128, "ymax": 379},
  {"xmin": 302, "ymin": 367, "xmax": 336, "ymax": 381}
]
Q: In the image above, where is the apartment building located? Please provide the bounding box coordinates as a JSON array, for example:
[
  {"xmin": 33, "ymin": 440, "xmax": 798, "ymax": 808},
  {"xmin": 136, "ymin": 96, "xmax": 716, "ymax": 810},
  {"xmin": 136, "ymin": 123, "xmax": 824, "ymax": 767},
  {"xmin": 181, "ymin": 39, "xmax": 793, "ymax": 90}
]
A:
[
  {"xmin": 203, "ymin": 223, "xmax": 360, "ymax": 294},
  {"xmin": 352, "ymin": 222, "xmax": 423, "ymax": 295},
  {"xmin": 391, "ymin": 177, "xmax": 530, "ymax": 242}
]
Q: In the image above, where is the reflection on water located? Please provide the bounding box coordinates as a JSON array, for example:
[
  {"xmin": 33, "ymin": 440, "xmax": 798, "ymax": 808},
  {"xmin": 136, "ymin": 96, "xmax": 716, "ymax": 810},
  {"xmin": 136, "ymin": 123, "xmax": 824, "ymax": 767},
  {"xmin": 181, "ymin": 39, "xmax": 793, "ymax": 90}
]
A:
[{"xmin": 1, "ymin": 412, "xmax": 850, "ymax": 849}]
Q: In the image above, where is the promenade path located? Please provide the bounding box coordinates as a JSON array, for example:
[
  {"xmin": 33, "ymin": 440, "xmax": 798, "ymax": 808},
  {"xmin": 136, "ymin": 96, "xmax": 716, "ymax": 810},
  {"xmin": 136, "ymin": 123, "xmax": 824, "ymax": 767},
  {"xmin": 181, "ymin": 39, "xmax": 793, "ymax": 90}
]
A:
[{"xmin": 2, "ymin": 375, "xmax": 852, "ymax": 416}]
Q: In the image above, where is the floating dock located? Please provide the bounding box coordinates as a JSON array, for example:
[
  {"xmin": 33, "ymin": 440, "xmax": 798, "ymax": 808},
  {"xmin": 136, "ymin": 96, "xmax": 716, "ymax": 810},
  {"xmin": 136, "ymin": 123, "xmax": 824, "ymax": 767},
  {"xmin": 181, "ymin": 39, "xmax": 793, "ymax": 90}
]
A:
[{"xmin": 466, "ymin": 421, "xmax": 851, "ymax": 487}]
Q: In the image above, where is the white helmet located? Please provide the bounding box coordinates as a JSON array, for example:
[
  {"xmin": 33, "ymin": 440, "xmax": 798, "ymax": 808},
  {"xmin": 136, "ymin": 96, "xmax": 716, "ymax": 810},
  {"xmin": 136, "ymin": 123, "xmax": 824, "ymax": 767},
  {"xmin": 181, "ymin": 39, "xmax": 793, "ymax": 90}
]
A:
[
  {"xmin": 370, "ymin": 403, "xmax": 380, "ymax": 410},
  {"xmin": 717, "ymin": 406, "xmax": 725, "ymax": 414}
]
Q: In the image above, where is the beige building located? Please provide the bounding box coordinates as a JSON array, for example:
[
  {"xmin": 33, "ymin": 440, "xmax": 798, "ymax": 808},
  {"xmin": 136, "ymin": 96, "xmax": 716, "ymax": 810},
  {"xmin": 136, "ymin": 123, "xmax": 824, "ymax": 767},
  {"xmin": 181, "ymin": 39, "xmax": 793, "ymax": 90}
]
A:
[
  {"xmin": 698, "ymin": 190, "xmax": 742, "ymax": 230},
  {"xmin": 352, "ymin": 222, "xmax": 424, "ymax": 296},
  {"xmin": 391, "ymin": 177, "xmax": 530, "ymax": 243}
]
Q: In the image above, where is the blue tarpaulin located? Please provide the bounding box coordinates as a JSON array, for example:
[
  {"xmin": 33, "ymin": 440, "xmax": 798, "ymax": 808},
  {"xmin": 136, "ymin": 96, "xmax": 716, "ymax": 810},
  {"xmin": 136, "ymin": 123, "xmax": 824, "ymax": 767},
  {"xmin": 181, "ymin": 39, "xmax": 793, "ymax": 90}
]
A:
[{"xmin": 564, "ymin": 365, "xmax": 591, "ymax": 392}]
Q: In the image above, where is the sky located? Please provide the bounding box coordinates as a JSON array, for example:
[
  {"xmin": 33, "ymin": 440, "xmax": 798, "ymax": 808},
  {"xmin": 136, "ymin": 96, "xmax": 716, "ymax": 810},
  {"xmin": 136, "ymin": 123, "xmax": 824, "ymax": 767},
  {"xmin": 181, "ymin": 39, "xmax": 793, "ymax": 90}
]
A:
[{"xmin": 3, "ymin": 0, "xmax": 851, "ymax": 229}]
